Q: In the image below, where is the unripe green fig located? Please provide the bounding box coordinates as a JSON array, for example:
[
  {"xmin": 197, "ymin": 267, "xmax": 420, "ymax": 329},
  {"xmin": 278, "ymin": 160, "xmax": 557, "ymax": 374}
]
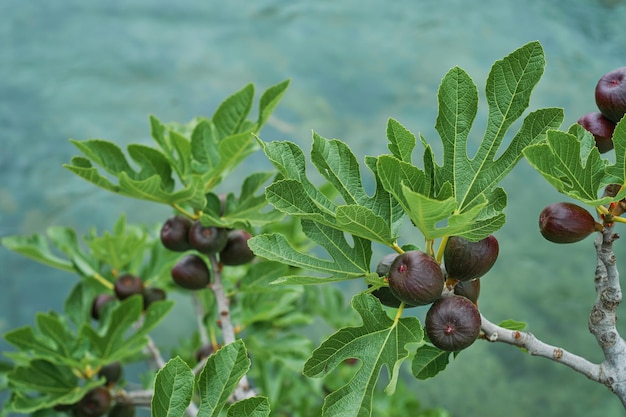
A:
[
  {"xmin": 107, "ymin": 403, "xmax": 135, "ymax": 417},
  {"xmin": 219, "ymin": 230, "xmax": 255, "ymax": 266},
  {"xmin": 113, "ymin": 274, "xmax": 144, "ymax": 301},
  {"xmin": 425, "ymin": 295, "xmax": 481, "ymax": 352},
  {"xmin": 388, "ymin": 251, "xmax": 443, "ymax": 306},
  {"xmin": 539, "ymin": 202, "xmax": 601, "ymax": 244},
  {"xmin": 453, "ymin": 279, "xmax": 480, "ymax": 304},
  {"xmin": 443, "ymin": 235, "xmax": 498, "ymax": 282},
  {"xmin": 142, "ymin": 287, "xmax": 166, "ymax": 309},
  {"xmin": 188, "ymin": 221, "xmax": 228, "ymax": 254},
  {"xmin": 160, "ymin": 215, "xmax": 193, "ymax": 252},
  {"xmin": 74, "ymin": 387, "xmax": 111, "ymax": 417},
  {"xmin": 171, "ymin": 255, "xmax": 211, "ymax": 290},
  {"xmin": 97, "ymin": 362, "xmax": 122, "ymax": 385},
  {"xmin": 91, "ymin": 294, "xmax": 115, "ymax": 320}
]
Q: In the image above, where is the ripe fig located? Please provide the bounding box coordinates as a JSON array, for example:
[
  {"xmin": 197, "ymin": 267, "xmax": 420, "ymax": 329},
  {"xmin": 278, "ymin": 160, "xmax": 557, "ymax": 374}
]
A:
[
  {"xmin": 113, "ymin": 274, "xmax": 144, "ymax": 300},
  {"xmin": 425, "ymin": 295, "xmax": 481, "ymax": 352},
  {"xmin": 98, "ymin": 362, "xmax": 122, "ymax": 385},
  {"xmin": 188, "ymin": 221, "xmax": 228, "ymax": 254},
  {"xmin": 74, "ymin": 387, "xmax": 111, "ymax": 417},
  {"xmin": 91, "ymin": 294, "xmax": 115, "ymax": 320},
  {"xmin": 171, "ymin": 254, "xmax": 211, "ymax": 290},
  {"xmin": 595, "ymin": 66, "xmax": 626, "ymax": 123},
  {"xmin": 108, "ymin": 403, "xmax": 135, "ymax": 417},
  {"xmin": 539, "ymin": 202, "xmax": 601, "ymax": 244},
  {"xmin": 160, "ymin": 215, "xmax": 193, "ymax": 252},
  {"xmin": 443, "ymin": 235, "xmax": 498, "ymax": 282},
  {"xmin": 219, "ymin": 230, "xmax": 255, "ymax": 266},
  {"xmin": 453, "ymin": 279, "xmax": 480, "ymax": 304},
  {"xmin": 142, "ymin": 287, "xmax": 166, "ymax": 309},
  {"xmin": 388, "ymin": 251, "xmax": 443, "ymax": 306},
  {"xmin": 577, "ymin": 112, "xmax": 616, "ymax": 153}
]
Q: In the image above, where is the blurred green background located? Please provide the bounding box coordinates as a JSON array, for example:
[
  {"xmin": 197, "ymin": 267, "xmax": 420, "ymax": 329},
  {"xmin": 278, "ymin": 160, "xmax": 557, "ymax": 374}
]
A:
[{"xmin": 3, "ymin": 0, "xmax": 626, "ymax": 415}]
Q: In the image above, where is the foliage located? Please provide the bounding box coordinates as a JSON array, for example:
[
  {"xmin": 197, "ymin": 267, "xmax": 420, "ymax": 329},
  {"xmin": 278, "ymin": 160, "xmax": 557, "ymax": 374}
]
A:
[{"xmin": 2, "ymin": 40, "xmax": 625, "ymax": 417}]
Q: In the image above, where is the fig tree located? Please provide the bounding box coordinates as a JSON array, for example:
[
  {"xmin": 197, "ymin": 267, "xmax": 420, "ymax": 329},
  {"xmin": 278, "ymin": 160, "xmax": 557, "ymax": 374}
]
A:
[
  {"xmin": 425, "ymin": 295, "xmax": 481, "ymax": 352},
  {"xmin": 188, "ymin": 221, "xmax": 228, "ymax": 254},
  {"xmin": 219, "ymin": 230, "xmax": 255, "ymax": 266},
  {"xmin": 443, "ymin": 235, "xmax": 498, "ymax": 282},
  {"xmin": 171, "ymin": 255, "xmax": 211, "ymax": 290},
  {"xmin": 113, "ymin": 274, "xmax": 144, "ymax": 300},
  {"xmin": 160, "ymin": 215, "xmax": 193, "ymax": 252},
  {"xmin": 388, "ymin": 251, "xmax": 443, "ymax": 306},
  {"xmin": 539, "ymin": 202, "xmax": 601, "ymax": 244}
]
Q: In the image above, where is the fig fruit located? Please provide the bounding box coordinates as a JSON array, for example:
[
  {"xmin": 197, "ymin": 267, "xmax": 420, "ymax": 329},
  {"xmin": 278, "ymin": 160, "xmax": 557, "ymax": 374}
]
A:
[
  {"xmin": 425, "ymin": 295, "xmax": 481, "ymax": 352},
  {"xmin": 91, "ymin": 294, "xmax": 115, "ymax": 320},
  {"xmin": 219, "ymin": 230, "xmax": 255, "ymax": 266},
  {"xmin": 142, "ymin": 287, "xmax": 166, "ymax": 309},
  {"xmin": 539, "ymin": 202, "xmax": 601, "ymax": 244},
  {"xmin": 160, "ymin": 215, "xmax": 193, "ymax": 252},
  {"xmin": 188, "ymin": 221, "xmax": 228, "ymax": 254},
  {"xmin": 171, "ymin": 255, "xmax": 211, "ymax": 290},
  {"xmin": 453, "ymin": 279, "xmax": 480, "ymax": 304},
  {"xmin": 443, "ymin": 235, "xmax": 498, "ymax": 282},
  {"xmin": 98, "ymin": 362, "xmax": 122, "ymax": 385},
  {"xmin": 74, "ymin": 387, "xmax": 111, "ymax": 417},
  {"xmin": 113, "ymin": 274, "xmax": 144, "ymax": 300},
  {"xmin": 387, "ymin": 251, "xmax": 443, "ymax": 306},
  {"xmin": 577, "ymin": 112, "xmax": 615, "ymax": 153},
  {"xmin": 595, "ymin": 66, "xmax": 626, "ymax": 123},
  {"xmin": 108, "ymin": 403, "xmax": 135, "ymax": 417}
]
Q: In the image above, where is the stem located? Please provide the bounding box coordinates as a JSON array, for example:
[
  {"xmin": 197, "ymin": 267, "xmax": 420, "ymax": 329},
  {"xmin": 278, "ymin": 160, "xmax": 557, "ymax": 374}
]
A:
[
  {"xmin": 193, "ymin": 292, "xmax": 210, "ymax": 347},
  {"xmin": 92, "ymin": 272, "xmax": 114, "ymax": 290},
  {"xmin": 435, "ymin": 236, "xmax": 449, "ymax": 264},
  {"xmin": 611, "ymin": 216, "xmax": 626, "ymax": 224},
  {"xmin": 144, "ymin": 335, "xmax": 166, "ymax": 369},
  {"xmin": 172, "ymin": 203, "xmax": 199, "ymax": 220},
  {"xmin": 392, "ymin": 242, "xmax": 404, "ymax": 254}
]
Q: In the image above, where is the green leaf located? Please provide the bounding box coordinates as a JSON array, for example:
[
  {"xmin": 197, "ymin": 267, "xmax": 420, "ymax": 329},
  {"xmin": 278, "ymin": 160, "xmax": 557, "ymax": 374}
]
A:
[
  {"xmin": 197, "ymin": 339, "xmax": 251, "ymax": 417},
  {"xmin": 0, "ymin": 234, "xmax": 75, "ymax": 273},
  {"xmin": 151, "ymin": 357, "xmax": 194, "ymax": 417},
  {"xmin": 303, "ymin": 293, "xmax": 423, "ymax": 417},
  {"xmin": 604, "ymin": 116, "xmax": 626, "ymax": 185},
  {"xmin": 523, "ymin": 128, "xmax": 613, "ymax": 205},
  {"xmin": 6, "ymin": 360, "xmax": 102, "ymax": 413},
  {"xmin": 386, "ymin": 118, "xmax": 416, "ymax": 163},
  {"xmin": 257, "ymin": 79, "xmax": 290, "ymax": 130},
  {"xmin": 227, "ymin": 397, "xmax": 271, "ymax": 417},
  {"xmin": 213, "ymin": 84, "xmax": 254, "ymax": 140},
  {"xmin": 411, "ymin": 345, "xmax": 452, "ymax": 380},
  {"xmin": 498, "ymin": 319, "xmax": 527, "ymax": 331}
]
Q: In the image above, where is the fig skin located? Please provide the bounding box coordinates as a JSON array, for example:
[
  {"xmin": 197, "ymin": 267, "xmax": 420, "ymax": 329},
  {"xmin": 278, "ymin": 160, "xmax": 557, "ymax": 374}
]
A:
[
  {"xmin": 160, "ymin": 215, "xmax": 193, "ymax": 252},
  {"xmin": 74, "ymin": 387, "xmax": 112, "ymax": 417},
  {"xmin": 388, "ymin": 251, "xmax": 444, "ymax": 306},
  {"xmin": 188, "ymin": 221, "xmax": 228, "ymax": 254},
  {"xmin": 454, "ymin": 279, "xmax": 480, "ymax": 304},
  {"xmin": 219, "ymin": 230, "xmax": 255, "ymax": 266},
  {"xmin": 171, "ymin": 255, "xmax": 211, "ymax": 290},
  {"xmin": 370, "ymin": 253, "xmax": 406, "ymax": 308},
  {"xmin": 113, "ymin": 274, "xmax": 144, "ymax": 301},
  {"xmin": 425, "ymin": 295, "xmax": 481, "ymax": 352},
  {"xmin": 577, "ymin": 112, "xmax": 615, "ymax": 154},
  {"xmin": 595, "ymin": 66, "xmax": 626, "ymax": 123},
  {"xmin": 443, "ymin": 235, "xmax": 499, "ymax": 282},
  {"xmin": 539, "ymin": 202, "xmax": 601, "ymax": 244}
]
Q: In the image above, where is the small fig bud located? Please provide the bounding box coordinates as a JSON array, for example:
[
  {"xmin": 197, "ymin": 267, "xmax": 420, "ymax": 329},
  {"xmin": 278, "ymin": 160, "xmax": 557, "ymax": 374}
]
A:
[
  {"xmin": 539, "ymin": 202, "xmax": 601, "ymax": 244},
  {"xmin": 113, "ymin": 274, "xmax": 144, "ymax": 301},
  {"xmin": 425, "ymin": 295, "xmax": 481, "ymax": 352},
  {"xmin": 219, "ymin": 230, "xmax": 255, "ymax": 266},
  {"xmin": 171, "ymin": 255, "xmax": 211, "ymax": 290},
  {"xmin": 74, "ymin": 387, "xmax": 111, "ymax": 417},
  {"xmin": 188, "ymin": 221, "xmax": 228, "ymax": 254},
  {"xmin": 388, "ymin": 251, "xmax": 444, "ymax": 306},
  {"xmin": 443, "ymin": 235, "xmax": 498, "ymax": 282},
  {"xmin": 160, "ymin": 215, "xmax": 193, "ymax": 252},
  {"xmin": 453, "ymin": 279, "xmax": 480, "ymax": 304}
]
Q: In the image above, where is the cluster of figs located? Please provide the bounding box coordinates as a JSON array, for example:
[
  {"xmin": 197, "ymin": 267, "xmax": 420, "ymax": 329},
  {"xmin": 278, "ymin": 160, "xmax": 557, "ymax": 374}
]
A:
[{"xmin": 373, "ymin": 234, "xmax": 499, "ymax": 352}]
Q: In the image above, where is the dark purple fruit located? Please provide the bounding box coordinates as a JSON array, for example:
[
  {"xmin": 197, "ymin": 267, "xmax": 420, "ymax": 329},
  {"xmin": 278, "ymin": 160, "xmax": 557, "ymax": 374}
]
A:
[
  {"xmin": 370, "ymin": 286, "xmax": 404, "ymax": 308},
  {"xmin": 388, "ymin": 251, "xmax": 443, "ymax": 306},
  {"xmin": 577, "ymin": 112, "xmax": 615, "ymax": 153},
  {"xmin": 160, "ymin": 215, "xmax": 193, "ymax": 252},
  {"xmin": 188, "ymin": 221, "xmax": 228, "ymax": 254},
  {"xmin": 595, "ymin": 66, "xmax": 626, "ymax": 123},
  {"xmin": 195, "ymin": 344, "xmax": 214, "ymax": 362},
  {"xmin": 74, "ymin": 387, "xmax": 111, "ymax": 417},
  {"xmin": 539, "ymin": 202, "xmax": 601, "ymax": 244},
  {"xmin": 113, "ymin": 274, "xmax": 144, "ymax": 301},
  {"xmin": 98, "ymin": 362, "xmax": 122, "ymax": 385},
  {"xmin": 108, "ymin": 403, "xmax": 135, "ymax": 417},
  {"xmin": 443, "ymin": 235, "xmax": 499, "ymax": 282},
  {"xmin": 219, "ymin": 230, "xmax": 255, "ymax": 266},
  {"xmin": 91, "ymin": 294, "xmax": 115, "ymax": 320},
  {"xmin": 142, "ymin": 287, "xmax": 166, "ymax": 309},
  {"xmin": 171, "ymin": 255, "xmax": 211, "ymax": 290},
  {"xmin": 453, "ymin": 279, "xmax": 480, "ymax": 304},
  {"xmin": 425, "ymin": 295, "xmax": 481, "ymax": 352}
]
